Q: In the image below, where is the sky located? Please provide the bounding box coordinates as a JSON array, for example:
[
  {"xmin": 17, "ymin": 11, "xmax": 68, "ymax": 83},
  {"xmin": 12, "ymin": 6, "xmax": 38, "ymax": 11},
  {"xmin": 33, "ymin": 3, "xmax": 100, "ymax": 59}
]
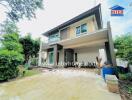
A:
[{"xmin": 0, "ymin": 0, "xmax": 132, "ymax": 40}]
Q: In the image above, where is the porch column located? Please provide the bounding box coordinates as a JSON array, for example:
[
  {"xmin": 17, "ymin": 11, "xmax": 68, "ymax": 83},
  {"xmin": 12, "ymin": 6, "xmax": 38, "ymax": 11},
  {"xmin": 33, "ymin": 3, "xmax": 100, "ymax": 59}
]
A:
[
  {"xmin": 107, "ymin": 21, "xmax": 116, "ymax": 66},
  {"xmin": 53, "ymin": 45, "xmax": 58, "ymax": 67}
]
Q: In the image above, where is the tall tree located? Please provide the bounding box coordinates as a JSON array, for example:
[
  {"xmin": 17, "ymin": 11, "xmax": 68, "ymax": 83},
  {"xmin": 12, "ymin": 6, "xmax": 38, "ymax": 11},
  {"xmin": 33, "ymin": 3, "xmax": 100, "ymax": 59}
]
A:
[
  {"xmin": 114, "ymin": 33, "xmax": 132, "ymax": 64},
  {"xmin": 0, "ymin": 0, "xmax": 43, "ymax": 21},
  {"xmin": 19, "ymin": 34, "xmax": 40, "ymax": 63},
  {"xmin": 0, "ymin": 20, "xmax": 19, "ymax": 34},
  {"xmin": 2, "ymin": 33, "xmax": 23, "ymax": 52}
]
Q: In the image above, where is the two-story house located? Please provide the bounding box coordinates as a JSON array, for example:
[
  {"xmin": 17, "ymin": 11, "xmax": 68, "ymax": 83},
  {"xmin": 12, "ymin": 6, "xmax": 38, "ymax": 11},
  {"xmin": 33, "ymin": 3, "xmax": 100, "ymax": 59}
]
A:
[{"xmin": 39, "ymin": 4, "xmax": 116, "ymax": 68}]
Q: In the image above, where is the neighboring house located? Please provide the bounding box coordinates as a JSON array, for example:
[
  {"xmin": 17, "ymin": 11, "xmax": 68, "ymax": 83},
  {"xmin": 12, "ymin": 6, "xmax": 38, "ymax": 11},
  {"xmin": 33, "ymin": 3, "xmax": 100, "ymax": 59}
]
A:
[{"xmin": 39, "ymin": 4, "xmax": 116, "ymax": 67}]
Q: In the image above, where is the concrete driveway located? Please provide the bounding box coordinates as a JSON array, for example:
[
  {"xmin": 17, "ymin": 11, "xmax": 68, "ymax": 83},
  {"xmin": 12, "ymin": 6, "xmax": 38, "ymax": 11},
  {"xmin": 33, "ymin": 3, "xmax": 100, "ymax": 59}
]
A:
[{"xmin": 0, "ymin": 69, "xmax": 121, "ymax": 100}]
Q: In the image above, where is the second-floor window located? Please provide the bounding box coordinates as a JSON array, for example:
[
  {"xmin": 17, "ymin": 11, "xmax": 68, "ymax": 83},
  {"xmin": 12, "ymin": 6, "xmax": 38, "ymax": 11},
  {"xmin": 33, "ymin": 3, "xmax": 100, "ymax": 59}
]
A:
[
  {"xmin": 81, "ymin": 24, "xmax": 87, "ymax": 33},
  {"xmin": 76, "ymin": 26, "xmax": 81, "ymax": 35},
  {"xmin": 48, "ymin": 33, "xmax": 60, "ymax": 43},
  {"xmin": 76, "ymin": 23, "xmax": 87, "ymax": 35}
]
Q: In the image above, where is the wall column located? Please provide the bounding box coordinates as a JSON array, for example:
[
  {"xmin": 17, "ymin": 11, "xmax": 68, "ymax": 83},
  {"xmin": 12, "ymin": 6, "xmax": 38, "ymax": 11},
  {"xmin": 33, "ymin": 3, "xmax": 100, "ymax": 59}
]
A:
[
  {"xmin": 53, "ymin": 45, "xmax": 58, "ymax": 67},
  {"xmin": 107, "ymin": 21, "xmax": 116, "ymax": 66}
]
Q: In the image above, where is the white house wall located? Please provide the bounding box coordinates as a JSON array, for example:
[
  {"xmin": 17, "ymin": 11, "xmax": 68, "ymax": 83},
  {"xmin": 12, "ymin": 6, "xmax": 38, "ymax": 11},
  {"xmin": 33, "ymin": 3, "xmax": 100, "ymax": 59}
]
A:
[
  {"xmin": 74, "ymin": 47, "xmax": 99, "ymax": 63},
  {"xmin": 44, "ymin": 46, "xmax": 107, "ymax": 66}
]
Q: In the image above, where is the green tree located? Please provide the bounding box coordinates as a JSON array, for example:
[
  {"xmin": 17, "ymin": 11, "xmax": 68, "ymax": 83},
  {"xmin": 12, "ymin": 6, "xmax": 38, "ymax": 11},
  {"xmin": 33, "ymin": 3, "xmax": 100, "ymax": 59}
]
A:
[
  {"xmin": 0, "ymin": 20, "xmax": 19, "ymax": 34},
  {"xmin": 114, "ymin": 33, "xmax": 132, "ymax": 64},
  {"xmin": 2, "ymin": 33, "xmax": 23, "ymax": 52},
  {"xmin": 19, "ymin": 34, "xmax": 40, "ymax": 63},
  {"xmin": 0, "ymin": 0, "xmax": 43, "ymax": 21},
  {"xmin": 0, "ymin": 33, "xmax": 24, "ymax": 81}
]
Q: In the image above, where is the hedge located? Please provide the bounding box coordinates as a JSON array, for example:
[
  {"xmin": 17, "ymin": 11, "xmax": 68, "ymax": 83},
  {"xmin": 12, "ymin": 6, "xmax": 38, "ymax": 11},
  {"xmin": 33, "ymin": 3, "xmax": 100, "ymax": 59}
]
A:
[{"xmin": 0, "ymin": 50, "xmax": 24, "ymax": 81}]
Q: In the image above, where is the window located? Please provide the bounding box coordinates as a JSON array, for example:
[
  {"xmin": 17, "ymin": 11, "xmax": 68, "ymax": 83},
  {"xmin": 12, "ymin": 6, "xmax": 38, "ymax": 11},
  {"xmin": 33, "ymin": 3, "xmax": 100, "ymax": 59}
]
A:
[
  {"xmin": 60, "ymin": 28, "xmax": 68, "ymax": 40},
  {"xmin": 81, "ymin": 24, "xmax": 87, "ymax": 33},
  {"xmin": 76, "ymin": 23, "xmax": 87, "ymax": 35},
  {"xmin": 76, "ymin": 26, "xmax": 81, "ymax": 35}
]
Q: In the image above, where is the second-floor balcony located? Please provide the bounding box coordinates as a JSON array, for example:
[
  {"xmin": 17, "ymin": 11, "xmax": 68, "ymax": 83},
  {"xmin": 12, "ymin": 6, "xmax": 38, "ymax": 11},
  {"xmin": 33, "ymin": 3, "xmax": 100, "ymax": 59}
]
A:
[{"xmin": 48, "ymin": 32, "xmax": 60, "ymax": 43}]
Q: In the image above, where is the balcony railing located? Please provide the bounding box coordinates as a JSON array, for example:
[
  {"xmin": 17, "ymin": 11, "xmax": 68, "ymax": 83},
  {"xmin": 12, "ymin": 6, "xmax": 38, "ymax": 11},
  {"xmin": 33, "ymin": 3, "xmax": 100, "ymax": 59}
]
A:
[{"xmin": 48, "ymin": 37, "xmax": 60, "ymax": 43}]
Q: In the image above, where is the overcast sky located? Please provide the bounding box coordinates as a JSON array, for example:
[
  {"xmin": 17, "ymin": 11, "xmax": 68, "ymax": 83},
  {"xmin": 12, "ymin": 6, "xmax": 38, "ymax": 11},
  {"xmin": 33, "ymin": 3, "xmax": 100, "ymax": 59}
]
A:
[{"xmin": 0, "ymin": 0, "xmax": 132, "ymax": 40}]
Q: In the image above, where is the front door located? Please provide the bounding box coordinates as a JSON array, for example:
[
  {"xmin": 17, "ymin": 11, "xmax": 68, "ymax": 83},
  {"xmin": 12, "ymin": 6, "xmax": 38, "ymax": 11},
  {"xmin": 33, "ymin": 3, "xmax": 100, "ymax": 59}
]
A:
[{"xmin": 64, "ymin": 49, "xmax": 74, "ymax": 67}]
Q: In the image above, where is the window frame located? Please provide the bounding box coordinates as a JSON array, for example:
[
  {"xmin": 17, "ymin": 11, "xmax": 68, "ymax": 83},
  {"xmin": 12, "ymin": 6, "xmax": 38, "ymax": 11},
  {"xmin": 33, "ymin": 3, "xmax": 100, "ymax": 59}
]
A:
[
  {"xmin": 76, "ymin": 26, "xmax": 81, "ymax": 35},
  {"xmin": 81, "ymin": 23, "xmax": 87, "ymax": 33},
  {"xmin": 76, "ymin": 23, "xmax": 88, "ymax": 36}
]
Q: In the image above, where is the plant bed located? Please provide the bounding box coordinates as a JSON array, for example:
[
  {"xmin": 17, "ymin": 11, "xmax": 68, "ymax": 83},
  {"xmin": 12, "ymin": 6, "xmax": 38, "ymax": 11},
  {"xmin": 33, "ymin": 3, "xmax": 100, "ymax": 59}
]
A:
[{"xmin": 118, "ymin": 80, "xmax": 132, "ymax": 100}]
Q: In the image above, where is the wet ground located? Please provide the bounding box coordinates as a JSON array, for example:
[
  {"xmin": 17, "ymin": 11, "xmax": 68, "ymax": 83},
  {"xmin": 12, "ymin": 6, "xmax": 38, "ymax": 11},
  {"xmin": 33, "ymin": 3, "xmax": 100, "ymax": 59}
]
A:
[{"xmin": 0, "ymin": 69, "xmax": 121, "ymax": 100}]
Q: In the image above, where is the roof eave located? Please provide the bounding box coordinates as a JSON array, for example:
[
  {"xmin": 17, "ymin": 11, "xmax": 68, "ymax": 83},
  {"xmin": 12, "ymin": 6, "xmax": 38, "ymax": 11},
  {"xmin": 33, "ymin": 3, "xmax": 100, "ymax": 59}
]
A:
[{"xmin": 43, "ymin": 4, "xmax": 102, "ymax": 36}]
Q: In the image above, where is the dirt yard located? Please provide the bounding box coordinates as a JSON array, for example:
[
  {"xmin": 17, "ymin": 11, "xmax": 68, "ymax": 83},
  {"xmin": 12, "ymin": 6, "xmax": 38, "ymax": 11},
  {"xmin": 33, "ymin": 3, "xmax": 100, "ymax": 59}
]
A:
[{"xmin": 0, "ymin": 69, "xmax": 121, "ymax": 100}]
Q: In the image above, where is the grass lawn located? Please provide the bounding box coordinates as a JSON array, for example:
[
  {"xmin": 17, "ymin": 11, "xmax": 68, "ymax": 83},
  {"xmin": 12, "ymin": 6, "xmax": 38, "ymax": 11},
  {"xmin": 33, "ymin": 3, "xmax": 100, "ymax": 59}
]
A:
[{"xmin": 23, "ymin": 69, "xmax": 41, "ymax": 77}]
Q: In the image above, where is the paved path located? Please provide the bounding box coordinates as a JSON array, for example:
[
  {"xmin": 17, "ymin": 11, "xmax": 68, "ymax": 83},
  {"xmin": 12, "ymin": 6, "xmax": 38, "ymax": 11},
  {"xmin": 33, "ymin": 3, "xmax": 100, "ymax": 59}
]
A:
[{"xmin": 0, "ymin": 69, "xmax": 121, "ymax": 100}]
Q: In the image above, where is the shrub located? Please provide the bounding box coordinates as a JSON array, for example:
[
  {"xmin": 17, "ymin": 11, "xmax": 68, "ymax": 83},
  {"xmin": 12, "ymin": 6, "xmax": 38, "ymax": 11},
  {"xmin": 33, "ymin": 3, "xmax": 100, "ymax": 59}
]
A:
[
  {"xmin": 125, "ymin": 73, "xmax": 132, "ymax": 81},
  {"xmin": 114, "ymin": 66, "xmax": 129, "ymax": 78},
  {"xmin": 0, "ymin": 33, "xmax": 24, "ymax": 81},
  {"xmin": 18, "ymin": 65, "xmax": 26, "ymax": 77},
  {"xmin": 114, "ymin": 33, "xmax": 132, "ymax": 65},
  {"xmin": 119, "ymin": 73, "xmax": 127, "ymax": 80},
  {"xmin": 119, "ymin": 73, "xmax": 132, "ymax": 81},
  {"xmin": 31, "ymin": 57, "xmax": 38, "ymax": 66},
  {"xmin": 0, "ymin": 50, "xmax": 24, "ymax": 81}
]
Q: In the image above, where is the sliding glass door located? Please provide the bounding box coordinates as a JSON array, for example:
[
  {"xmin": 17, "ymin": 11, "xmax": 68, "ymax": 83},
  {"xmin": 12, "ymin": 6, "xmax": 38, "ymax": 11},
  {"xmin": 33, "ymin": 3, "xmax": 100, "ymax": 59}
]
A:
[{"xmin": 49, "ymin": 52, "xmax": 54, "ymax": 64}]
